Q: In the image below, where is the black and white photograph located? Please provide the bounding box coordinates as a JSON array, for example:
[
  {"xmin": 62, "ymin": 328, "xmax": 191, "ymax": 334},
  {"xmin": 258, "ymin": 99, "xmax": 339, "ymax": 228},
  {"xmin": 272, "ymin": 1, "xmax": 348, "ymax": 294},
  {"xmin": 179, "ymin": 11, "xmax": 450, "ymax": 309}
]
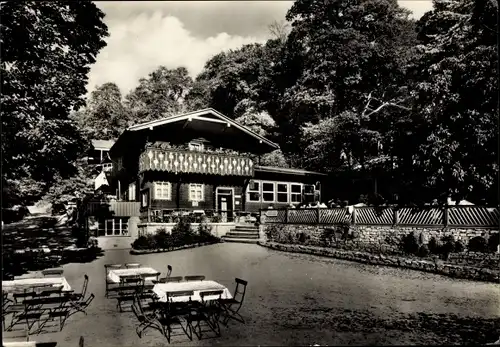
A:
[{"xmin": 1, "ymin": 0, "xmax": 499, "ymax": 346}]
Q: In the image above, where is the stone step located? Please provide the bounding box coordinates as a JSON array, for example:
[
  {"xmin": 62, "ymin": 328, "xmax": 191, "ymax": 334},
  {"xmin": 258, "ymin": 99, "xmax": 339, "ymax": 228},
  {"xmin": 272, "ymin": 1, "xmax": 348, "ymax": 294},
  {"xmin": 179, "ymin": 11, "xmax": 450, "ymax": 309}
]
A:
[
  {"xmin": 226, "ymin": 232, "xmax": 259, "ymax": 239},
  {"xmin": 221, "ymin": 237, "xmax": 259, "ymax": 244},
  {"xmin": 233, "ymin": 226, "xmax": 259, "ymax": 231}
]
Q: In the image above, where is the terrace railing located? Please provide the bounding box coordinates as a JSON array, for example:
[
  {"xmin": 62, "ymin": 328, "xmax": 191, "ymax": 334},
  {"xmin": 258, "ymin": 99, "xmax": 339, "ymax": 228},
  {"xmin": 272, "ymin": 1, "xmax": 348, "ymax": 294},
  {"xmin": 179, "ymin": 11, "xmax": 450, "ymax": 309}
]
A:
[
  {"xmin": 138, "ymin": 209, "xmax": 251, "ymax": 224},
  {"xmin": 261, "ymin": 205, "xmax": 499, "ymax": 228}
]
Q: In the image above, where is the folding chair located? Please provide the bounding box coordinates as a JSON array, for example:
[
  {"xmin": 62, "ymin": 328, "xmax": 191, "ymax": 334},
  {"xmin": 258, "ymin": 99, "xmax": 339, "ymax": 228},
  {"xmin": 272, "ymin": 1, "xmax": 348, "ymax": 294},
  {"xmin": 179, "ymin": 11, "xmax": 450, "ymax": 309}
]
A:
[
  {"xmin": 188, "ymin": 290, "xmax": 224, "ymax": 339},
  {"xmin": 69, "ymin": 293, "xmax": 95, "ymax": 316},
  {"xmin": 166, "ymin": 265, "xmax": 172, "ymax": 277},
  {"xmin": 162, "ymin": 291, "xmax": 195, "ymax": 342},
  {"xmin": 13, "ymin": 289, "xmax": 36, "ymax": 303},
  {"xmin": 36, "ymin": 296, "xmax": 73, "ymax": 333},
  {"xmin": 125, "ymin": 263, "xmax": 141, "ymax": 269},
  {"xmin": 104, "ymin": 264, "xmax": 122, "ymax": 298},
  {"xmin": 116, "ymin": 276, "xmax": 143, "ymax": 312},
  {"xmin": 6, "ymin": 299, "xmax": 44, "ymax": 334},
  {"xmin": 219, "ymin": 278, "xmax": 248, "ymax": 325},
  {"xmin": 184, "ymin": 275, "xmax": 205, "ymax": 282},
  {"xmin": 41, "ymin": 269, "xmax": 64, "ymax": 277},
  {"xmin": 132, "ymin": 294, "xmax": 165, "ymax": 338},
  {"xmin": 66, "ymin": 274, "xmax": 89, "ymax": 301}
]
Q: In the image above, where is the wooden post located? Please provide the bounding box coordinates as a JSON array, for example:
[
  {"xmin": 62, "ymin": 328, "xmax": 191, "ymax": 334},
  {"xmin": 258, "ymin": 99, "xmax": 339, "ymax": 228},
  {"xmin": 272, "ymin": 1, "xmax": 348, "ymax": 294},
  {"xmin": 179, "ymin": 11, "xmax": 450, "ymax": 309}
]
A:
[
  {"xmin": 443, "ymin": 205, "xmax": 449, "ymax": 227},
  {"xmin": 393, "ymin": 207, "xmax": 399, "ymax": 226},
  {"xmin": 317, "ymin": 207, "xmax": 320, "ymax": 224},
  {"xmin": 352, "ymin": 207, "xmax": 357, "ymax": 224},
  {"xmin": 285, "ymin": 208, "xmax": 289, "ymax": 224}
]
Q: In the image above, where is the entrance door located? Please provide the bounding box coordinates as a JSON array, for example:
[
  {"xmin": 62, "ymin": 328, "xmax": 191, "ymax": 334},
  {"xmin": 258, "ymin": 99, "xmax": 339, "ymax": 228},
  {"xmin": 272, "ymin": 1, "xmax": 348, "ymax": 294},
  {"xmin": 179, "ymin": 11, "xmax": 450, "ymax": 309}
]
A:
[{"xmin": 216, "ymin": 188, "xmax": 233, "ymax": 222}]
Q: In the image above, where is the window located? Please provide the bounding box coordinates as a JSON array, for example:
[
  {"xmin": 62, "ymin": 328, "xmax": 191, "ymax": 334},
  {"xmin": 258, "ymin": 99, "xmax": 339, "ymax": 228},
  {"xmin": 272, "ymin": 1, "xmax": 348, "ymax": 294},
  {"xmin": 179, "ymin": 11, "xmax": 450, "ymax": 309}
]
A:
[
  {"xmin": 262, "ymin": 182, "xmax": 275, "ymax": 202},
  {"xmin": 128, "ymin": 183, "xmax": 136, "ymax": 201},
  {"xmin": 154, "ymin": 182, "xmax": 171, "ymax": 200},
  {"xmin": 189, "ymin": 184, "xmax": 204, "ymax": 201},
  {"xmin": 141, "ymin": 190, "xmax": 149, "ymax": 208},
  {"xmin": 188, "ymin": 142, "xmax": 204, "ymax": 151},
  {"xmin": 277, "ymin": 183, "xmax": 288, "ymax": 203},
  {"xmin": 97, "ymin": 217, "xmax": 129, "ymax": 236},
  {"xmin": 303, "ymin": 184, "xmax": 315, "ymax": 203},
  {"xmin": 247, "ymin": 180, "xmax": 260, "ymax": 202},
  {"xmin": 290, "ymin": 184, "xmax": 302, "ymax": 203}
]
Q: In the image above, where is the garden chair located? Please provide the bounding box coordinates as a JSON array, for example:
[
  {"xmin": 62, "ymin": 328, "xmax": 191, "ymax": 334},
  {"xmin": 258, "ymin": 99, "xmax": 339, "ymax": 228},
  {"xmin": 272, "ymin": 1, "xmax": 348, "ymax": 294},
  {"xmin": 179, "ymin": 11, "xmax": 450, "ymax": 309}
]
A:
[
  {"xmin": 66, "ymin": 274, "xmax": 88, "ymax": 301},
  {"xmin": 116, "ymin": 276, "xmax": 143, "ymax": 312},
  {"xmin": 184, "ymin": 275, "xmax": 205, "ymax": 282},
  {"xmin": 167, "ymin": 265, "xmax": 172, "ymax": 277},
  {"xmin": 189, "ymin": 290, "xmax": 224, "ymax": 338},
  {"xmin": 13, "ymin": 289, "xmax": 37, "ymax": 303},
  {"xmin": 104, "ymin": 264, "xmax": 122, "ymax": 298},
  {"xmin": 125, "ymin": 263, "xmax": 141, "ymax": 269},
  {"xmin": 162, "ymin": 290, "xmax": 196, "ymax": 342},
  {"xmin": 218, "ymin": 278, "xmax": 248, "ymax": 325},
  {"xmin": 67, "ymin": 292, "xmax": 94, "ymax": 317},
  {"xmin": 131, "ymin": 295, "xmax": 165, "ymax": 338},
  {"xmin": 160, "ymin": 276, "xmax": 183, "ymax": 283},
  {"xmin": 36, "ymin": 296, "xmax": 73, "ymax": 333},
  {"xmin": 5, "ymin": 299, "xmax": 45, "ymax": 333}
]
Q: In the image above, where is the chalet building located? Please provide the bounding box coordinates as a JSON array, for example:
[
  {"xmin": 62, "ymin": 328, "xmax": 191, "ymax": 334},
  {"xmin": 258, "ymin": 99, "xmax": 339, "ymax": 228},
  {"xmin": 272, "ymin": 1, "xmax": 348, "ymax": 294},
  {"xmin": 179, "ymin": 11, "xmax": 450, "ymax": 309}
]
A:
[{"xmin": 87, "ymin": 109, "xmax": 325, "ymax": 249}]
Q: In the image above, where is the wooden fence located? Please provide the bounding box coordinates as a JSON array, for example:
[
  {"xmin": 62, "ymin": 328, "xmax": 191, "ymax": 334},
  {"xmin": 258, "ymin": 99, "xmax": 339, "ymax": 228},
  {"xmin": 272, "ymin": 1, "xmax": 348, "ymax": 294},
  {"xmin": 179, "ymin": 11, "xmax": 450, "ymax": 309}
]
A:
[{"xmin": 261, "ymin": 206, "xmax": 500, "ymax": 228}]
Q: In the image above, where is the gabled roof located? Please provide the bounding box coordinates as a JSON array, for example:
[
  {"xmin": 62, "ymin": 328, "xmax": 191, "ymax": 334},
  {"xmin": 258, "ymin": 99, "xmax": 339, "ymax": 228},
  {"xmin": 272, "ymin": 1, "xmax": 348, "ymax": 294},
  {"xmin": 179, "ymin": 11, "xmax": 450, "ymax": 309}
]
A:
[
  {"xmin": 92, "ymin": 139, "xmax": 115, "ymax": 151},
  {"xmin": 126, "ymin": 108, "xmax": 279, "ymax": 149}
]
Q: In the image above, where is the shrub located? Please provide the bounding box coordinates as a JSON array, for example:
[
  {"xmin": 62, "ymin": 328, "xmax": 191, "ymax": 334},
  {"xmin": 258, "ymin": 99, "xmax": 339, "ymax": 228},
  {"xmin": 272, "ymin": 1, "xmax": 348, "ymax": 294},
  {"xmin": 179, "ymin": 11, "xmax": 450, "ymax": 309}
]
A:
[
  {"xmin": 132, "ymin": 235, "xmax": 154, "ymax": 250},
  {"xmin": 197, "ymin": 220, "xmax": 219, "ymax": 243},
  {"xmin": 487, "ymin": 233, "xmax": 499, "ymax": 253},
  {"xmin": 297, "ymin": 232, "xmax": 308, "ymax": 244},
  {"xmin": 428, "ymin": 237, "xmax": 439, "ymax": 254},
  {"xmin": 87, "ymin": 237, "xmax": 98, "ymax": 249},
  {"xmin": 171, "ymin": 216, "xmax": 194, "ymax": 246},
  {"xmin": 468, "ymin": 236, "xmax": 488, "ymax": 253},
  {"xmin": 265, "ymin": 224, "xmax": 286, "ymax": 242},
  {"xmin": 417, "ymin": 244, "xmax": 430, "ymax": 257},
  {"xmin": 154, "ymin": 229, "xmax": 172, "ymax": 249},
  {"xmin": 454, "ymin": 240, "xmax": 465, "ymax": 253},
  {"xmin": 401, "ymin": 232, "xmax": 420, "ymax": 255}
]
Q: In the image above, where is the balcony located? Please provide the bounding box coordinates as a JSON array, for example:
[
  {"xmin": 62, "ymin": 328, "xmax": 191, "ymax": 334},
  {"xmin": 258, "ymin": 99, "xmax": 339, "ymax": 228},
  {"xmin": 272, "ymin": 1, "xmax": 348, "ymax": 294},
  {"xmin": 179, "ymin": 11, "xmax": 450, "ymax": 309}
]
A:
[
  {"xmin": 87, "ymin": 201, "xmax": 141, "ymax": 217},
  {"xmin": 138, "ymin": 147, "xmax": 255, "ymax": 177}
]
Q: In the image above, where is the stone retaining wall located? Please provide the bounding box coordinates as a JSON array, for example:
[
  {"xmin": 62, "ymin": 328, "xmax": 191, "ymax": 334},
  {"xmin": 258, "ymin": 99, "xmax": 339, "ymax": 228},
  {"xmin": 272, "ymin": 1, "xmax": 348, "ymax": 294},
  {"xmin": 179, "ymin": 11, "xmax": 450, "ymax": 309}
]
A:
[
  {"xmin": 447, "ymin": 252, "xmax": 500, "ymax": 269},
  {"xmin": 259, "ymin": 241, "xmax": 500, "ymax": 283},
  {"xmin": 263, "ymin": 223, "xmax": 498, "ymax": 255}
]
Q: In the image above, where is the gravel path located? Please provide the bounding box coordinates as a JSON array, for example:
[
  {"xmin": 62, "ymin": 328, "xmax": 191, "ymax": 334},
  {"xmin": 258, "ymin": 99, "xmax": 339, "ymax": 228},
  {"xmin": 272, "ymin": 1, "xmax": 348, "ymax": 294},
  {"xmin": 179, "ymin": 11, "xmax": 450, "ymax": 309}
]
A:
[{"xmin": 5, "ymin": 243, "xmax": 500, "ymax": 346}]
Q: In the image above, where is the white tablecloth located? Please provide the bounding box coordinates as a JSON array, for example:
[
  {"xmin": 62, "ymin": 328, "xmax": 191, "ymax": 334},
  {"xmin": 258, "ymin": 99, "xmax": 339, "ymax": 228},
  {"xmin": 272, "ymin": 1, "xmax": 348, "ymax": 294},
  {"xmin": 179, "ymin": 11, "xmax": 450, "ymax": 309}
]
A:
[
  {"xmin": 153, "ymin": 280, "xmax": 233, "ymax": 303},
  {"xmin": 107, "ymin": 267, "xmax": 160, "ymax": 283},
  {"xmin": 2, "ymin": 277, "xmax": 72, "ymax": 294}
]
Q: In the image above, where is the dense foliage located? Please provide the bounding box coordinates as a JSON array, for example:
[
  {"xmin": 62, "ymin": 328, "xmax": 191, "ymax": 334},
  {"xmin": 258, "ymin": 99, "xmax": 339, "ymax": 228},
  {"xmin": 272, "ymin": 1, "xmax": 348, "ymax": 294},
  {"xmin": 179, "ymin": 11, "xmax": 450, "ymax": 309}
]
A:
[{"xmin": 1, "ymin": 1, "xmax": 109, "ymax": 207}]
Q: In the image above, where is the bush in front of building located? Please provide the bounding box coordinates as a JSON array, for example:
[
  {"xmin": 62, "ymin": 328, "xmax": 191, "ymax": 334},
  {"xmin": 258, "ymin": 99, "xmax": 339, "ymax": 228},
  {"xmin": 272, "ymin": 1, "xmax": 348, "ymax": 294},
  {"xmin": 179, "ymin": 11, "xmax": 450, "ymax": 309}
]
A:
[{"xmin": 131, "ymin": 217, "xmax": 220, "ymax": 251}]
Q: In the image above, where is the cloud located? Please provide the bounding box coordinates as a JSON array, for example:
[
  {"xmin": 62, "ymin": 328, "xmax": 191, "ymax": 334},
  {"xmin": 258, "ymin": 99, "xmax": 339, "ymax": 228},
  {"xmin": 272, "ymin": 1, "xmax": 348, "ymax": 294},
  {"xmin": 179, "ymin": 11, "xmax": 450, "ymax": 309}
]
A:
[
  {"xmin": 86, "ymin": 10, "xmax": 266, "ymax": 95},
  {"xmin": 87, "ymin": 1, "xmax": 433, "ymax": 96}
]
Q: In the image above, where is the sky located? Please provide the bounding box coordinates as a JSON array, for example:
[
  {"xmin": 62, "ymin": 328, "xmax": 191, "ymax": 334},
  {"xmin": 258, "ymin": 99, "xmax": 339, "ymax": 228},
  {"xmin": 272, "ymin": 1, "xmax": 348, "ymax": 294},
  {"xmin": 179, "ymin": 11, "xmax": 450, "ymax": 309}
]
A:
[{"xmin": 88, "ymin": 1, "xmax": 434, "ymax": 96}]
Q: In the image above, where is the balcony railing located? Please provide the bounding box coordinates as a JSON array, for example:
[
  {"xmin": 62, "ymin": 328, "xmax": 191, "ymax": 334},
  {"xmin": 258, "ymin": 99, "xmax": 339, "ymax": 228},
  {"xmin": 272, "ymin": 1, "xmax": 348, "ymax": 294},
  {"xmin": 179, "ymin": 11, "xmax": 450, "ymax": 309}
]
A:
[
  {"xmin": 139, "ymin": 209, "xmax": 259, "ymax": 224},
  {"xmin": 86, "ymin": 201, "xmax": 141, "ymax": 217},
  {"xmin": 138, "ymin": 147, "xmax": 255, "ymax": 176}
]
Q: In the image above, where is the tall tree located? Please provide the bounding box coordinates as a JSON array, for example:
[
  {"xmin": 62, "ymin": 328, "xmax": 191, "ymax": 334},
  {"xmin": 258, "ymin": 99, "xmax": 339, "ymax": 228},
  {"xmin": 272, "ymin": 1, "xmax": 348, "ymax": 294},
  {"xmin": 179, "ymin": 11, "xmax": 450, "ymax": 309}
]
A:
[
  {"xmin": 125, "ymin": 66, "xmax": 193, "ymax": 124},
  {"xmin": 279, "ymin": 0, "xmax": 416, "ymax": 159},
  {"xmin": 405, "ymin": 0, "xmax": 498, "ymax": 203},
  {"xmin": 72, "ymin": 82, "xmax": 128, "ymax": 140},
  {"xmin": 1, "ymin": 1, "xmax": 109, "ymax": 207}
]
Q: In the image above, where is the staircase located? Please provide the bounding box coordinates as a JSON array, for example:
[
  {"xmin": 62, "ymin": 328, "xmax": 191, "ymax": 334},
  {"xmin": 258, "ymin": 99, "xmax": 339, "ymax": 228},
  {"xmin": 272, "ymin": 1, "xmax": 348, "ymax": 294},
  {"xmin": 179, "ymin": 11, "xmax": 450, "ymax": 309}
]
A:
[{"xmin": 221, "ymin": 224, "xmax": 260, "ymax": 244}]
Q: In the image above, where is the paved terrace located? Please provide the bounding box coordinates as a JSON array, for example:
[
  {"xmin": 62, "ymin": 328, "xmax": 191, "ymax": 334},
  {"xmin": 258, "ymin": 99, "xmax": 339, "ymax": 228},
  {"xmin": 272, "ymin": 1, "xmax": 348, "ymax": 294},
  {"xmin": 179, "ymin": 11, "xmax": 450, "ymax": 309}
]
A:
[{"xmin": 5, "ymin": 243, "xmax": 500, "ymax": 346}]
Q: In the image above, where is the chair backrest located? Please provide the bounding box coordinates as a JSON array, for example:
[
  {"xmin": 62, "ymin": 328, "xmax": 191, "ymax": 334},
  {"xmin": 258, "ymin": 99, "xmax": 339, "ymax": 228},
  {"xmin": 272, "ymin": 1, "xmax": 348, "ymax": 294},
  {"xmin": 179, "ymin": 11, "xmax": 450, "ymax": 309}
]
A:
[
  {"xmin": 166, "ymin": 265, "xmax": 172, "ymax": 277},
  {"xmin": 233, "ymin": 278, "xmax": 248, "ymax": 303},
  {"xmin": 125, "ymin": 263, "xmax": 141, "ymax": 269},
  {"xmin": 131, "ymin": 301, "xmax": 144, "ymax": 321},
  {"xmin": 199, "ymin": 290, "xmax": 223, "ymax": 303},
  {"xmin": 163, "ymin": 276, "xmax": 183, "ymax": 283},
  {"xmin": 81, "ymin": 274, "xmax": 89, "ymax": 298},
  {"xmin": 35, "ymin": 285, "xmax": 63, "ymax": 297},
  {"xmin": 167, "ymin": 290, "xmax": 194, "ymax": 301},
  {"xmin": 184, "ymin": 275, "xmax": 205, "ymax": 281}
]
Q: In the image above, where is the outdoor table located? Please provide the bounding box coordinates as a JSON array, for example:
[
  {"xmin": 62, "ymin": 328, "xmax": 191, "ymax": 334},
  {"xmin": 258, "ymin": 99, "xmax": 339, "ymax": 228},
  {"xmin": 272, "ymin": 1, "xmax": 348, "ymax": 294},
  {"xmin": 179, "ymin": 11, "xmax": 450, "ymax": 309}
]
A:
[
  {"xmin": 107, "ymin": 267, "xmax": 160, "ymax": 283},
  {"xmin": 152, "ymin": 280, "xmax": 233, "ymax": 303},
  {"xmin": 2, "ymin": 277, "xmax": 72, "ymax": 294}
]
